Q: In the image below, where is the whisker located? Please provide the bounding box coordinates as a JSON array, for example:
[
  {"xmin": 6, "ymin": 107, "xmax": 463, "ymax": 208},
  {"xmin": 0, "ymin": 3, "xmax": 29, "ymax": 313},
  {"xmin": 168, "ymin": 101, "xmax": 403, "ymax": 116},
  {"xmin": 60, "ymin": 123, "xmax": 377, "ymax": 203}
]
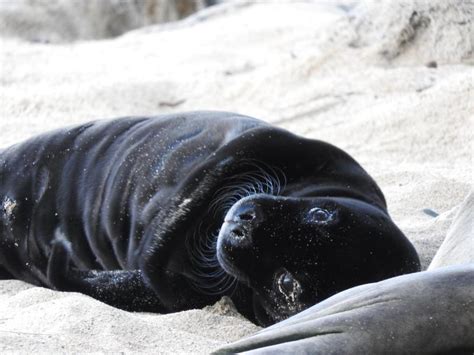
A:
[{"xmin": 186, "ymin": 160, "xmax": 286, "ymax": 296}]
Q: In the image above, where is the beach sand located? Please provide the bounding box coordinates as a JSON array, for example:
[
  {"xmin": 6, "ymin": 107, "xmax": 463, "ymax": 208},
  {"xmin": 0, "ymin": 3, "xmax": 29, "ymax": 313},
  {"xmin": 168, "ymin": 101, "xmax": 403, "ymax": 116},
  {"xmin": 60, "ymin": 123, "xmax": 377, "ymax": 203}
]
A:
[{"xmin": 0, "ymin": 0, "xmax": 472, "ymax": 353}]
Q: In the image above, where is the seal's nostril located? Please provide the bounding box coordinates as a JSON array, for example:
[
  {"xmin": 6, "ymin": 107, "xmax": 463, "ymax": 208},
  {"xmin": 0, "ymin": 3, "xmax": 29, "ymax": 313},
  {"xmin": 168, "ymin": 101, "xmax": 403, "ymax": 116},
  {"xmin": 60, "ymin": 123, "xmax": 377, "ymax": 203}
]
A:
[
  {"xmin": 231, "ymin": 228, "xmax": 245, "ymax": 238},
  {"xmin": 238, "ymin": 213, "xmax": 254, "ymax": 221}
]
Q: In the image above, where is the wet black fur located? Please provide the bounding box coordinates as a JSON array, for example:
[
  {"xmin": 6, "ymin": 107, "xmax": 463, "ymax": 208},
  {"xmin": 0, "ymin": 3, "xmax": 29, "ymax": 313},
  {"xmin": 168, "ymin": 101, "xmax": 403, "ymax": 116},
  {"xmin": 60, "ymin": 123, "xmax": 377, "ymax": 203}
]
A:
[{"xmin": 0, "ymin": 111, "xmax": 420, "ymax": 325}]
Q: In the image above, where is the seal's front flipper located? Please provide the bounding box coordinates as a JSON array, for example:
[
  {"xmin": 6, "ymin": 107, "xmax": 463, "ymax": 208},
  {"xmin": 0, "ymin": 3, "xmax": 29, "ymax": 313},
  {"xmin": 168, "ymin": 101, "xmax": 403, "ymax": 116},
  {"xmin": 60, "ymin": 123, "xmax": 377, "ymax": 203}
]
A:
[
  {"xmin": 47, "ymin": 239, "xmax": 72, "ymax": 288},
  {"xmin": 47, "ymin": 240, "xmax": 164, "ymax": 312}
]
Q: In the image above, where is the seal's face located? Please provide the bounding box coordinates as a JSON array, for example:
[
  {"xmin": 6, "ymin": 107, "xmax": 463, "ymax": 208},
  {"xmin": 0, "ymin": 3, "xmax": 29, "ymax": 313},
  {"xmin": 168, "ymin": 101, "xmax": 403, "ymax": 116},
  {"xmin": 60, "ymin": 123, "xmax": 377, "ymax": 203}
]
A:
[{"xmin": 217, "ymin": 194, "xmax": 416, "ymax": 325}]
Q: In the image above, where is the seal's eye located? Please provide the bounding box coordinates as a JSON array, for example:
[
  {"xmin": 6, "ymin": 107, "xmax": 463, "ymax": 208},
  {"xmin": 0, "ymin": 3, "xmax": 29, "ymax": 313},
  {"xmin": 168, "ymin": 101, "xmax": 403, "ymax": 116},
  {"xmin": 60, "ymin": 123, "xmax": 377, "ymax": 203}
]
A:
[
  {"xmin": 308, "ymin": 207, "xmax": 333, "ymax": 224},
  {"xmin": 276, "ymin": 270, "xmax": 300, "ymax": 298}
]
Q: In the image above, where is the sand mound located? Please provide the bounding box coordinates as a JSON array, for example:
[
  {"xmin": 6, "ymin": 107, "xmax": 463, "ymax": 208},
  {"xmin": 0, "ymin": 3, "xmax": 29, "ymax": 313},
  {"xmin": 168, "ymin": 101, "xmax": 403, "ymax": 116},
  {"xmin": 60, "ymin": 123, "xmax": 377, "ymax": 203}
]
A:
[
  {"xmin": 0, "ymin": 0, "xmax": 472, "ymax": 352},
  {"xmin": 350, "ymin": 0, "xmax": 473, "ymax": 65}
]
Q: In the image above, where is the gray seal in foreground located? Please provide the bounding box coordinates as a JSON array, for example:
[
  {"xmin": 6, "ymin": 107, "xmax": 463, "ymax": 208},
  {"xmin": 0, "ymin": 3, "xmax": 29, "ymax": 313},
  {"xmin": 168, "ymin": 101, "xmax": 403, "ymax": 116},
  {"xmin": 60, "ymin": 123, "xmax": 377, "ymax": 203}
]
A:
[
  {"xmin": 429, "ymin": 190, "xmax": 473, "ymax": 270},
  {"xmin": 214, "ymin": 264, "xmax": 474, "ymax": 354},
  {"xmin": 0, "ymin": 111, "xmax": 420, "ymax": 326}
]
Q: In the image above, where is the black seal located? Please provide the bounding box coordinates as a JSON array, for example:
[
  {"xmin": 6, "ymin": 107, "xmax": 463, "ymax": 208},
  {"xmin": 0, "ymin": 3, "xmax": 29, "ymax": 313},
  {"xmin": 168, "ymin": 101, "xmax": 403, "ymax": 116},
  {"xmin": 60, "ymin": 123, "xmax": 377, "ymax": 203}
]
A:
[{"xmin": 0, "ymin": 111, "xmax": 420, "ymax": 325}]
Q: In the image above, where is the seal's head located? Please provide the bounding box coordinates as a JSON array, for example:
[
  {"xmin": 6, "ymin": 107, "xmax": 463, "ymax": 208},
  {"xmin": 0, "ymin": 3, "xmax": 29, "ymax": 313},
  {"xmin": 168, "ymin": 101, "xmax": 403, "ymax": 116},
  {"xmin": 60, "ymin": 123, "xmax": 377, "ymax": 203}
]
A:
[{"xmin": 217, "ymin": 194, "xmax": 420, "ymax": 325}]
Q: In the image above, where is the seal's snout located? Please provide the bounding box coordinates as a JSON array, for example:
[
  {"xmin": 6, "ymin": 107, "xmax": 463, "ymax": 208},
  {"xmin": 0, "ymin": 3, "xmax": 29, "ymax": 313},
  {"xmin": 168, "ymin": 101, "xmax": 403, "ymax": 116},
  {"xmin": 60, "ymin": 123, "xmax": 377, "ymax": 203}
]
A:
[
  {"xmin": 224, "ymin": 201, "xmax": 262, "ymax": 243},
  {"xmin": 217, "ymin": 199, "xmax": 264, "ymax": 281},
  {"xmin": 229, "ymin": 224, "xmax": 246, "ymax": 241},
  {"xmin": 229, "ymin": 203, "xmax": 259, "ymax": 226},
  {"xmin": 233, "ymin": 204, "xmax": 257, "ymax": 223}
]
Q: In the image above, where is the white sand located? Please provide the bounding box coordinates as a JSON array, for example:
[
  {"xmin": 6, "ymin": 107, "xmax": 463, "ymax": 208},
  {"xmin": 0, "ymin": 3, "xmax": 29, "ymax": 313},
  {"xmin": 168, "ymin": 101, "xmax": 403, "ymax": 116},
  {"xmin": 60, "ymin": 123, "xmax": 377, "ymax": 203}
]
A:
[
  {"xmin": 0, "ymin": 0, "xmax": 207, "ymax": 43},
  {"xmin": 0, "ymin": 0, "xmax": 472, "ymax": 353}
]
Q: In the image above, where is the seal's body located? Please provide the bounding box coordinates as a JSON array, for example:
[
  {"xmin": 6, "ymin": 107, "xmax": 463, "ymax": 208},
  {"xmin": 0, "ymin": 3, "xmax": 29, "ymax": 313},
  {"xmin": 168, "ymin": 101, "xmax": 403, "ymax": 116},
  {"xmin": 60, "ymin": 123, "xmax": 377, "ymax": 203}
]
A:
[{"xmin": 0, "ymin": 112, "xmax": 420, "ymax": 325}]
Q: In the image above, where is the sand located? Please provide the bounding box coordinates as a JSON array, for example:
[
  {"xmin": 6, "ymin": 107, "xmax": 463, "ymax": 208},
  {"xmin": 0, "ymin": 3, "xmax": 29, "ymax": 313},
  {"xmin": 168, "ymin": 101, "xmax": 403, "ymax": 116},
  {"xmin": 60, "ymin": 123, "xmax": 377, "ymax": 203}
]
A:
[
  {"xmin": 0, "ymin": 0, "xmax": 472, "ymax": 353},
  {"xmin": 0, "ymin": 0, "xmax": 207, "ymax": 43}
]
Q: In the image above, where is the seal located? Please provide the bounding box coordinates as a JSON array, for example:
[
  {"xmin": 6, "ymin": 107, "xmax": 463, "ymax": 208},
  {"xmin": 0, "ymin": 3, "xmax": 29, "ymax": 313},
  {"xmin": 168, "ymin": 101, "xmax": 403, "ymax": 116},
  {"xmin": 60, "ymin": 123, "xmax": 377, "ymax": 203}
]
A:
[
  {"xmin": 428, "ymin": 190, "xmax": 473, "ymax": 270},
  {"xmin": 0, "ymin": 111, "xmax": 420, "ymax": 325}
]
